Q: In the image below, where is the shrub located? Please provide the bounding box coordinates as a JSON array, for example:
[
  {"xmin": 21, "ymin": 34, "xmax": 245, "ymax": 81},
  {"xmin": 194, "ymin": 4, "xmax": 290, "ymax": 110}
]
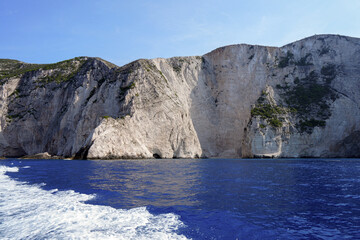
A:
[
  {"xmin": 251, "ymin": 104, "xmax": 287, "ymax": 128},
  {"xmin": 172, "ymin": 65, "xmax": 181, "ymax": 73},
  {"xmin": 120, "ymin": 82, "xmax": 135, "ymax": 92},
  {"xmin": 295, "ymin": 53, "xmax": 313, "ymax": 66},
  {"xmin": 269, "ymin": 118, "xmax": 282, "ymax": 128},
  {"xmin": 319, "ymin": 47, "xmax": 330, "ymax": 56},
  {"xmin": 278, "ymin": 51, "xmax": 294, "ymax": 68},
  {"xmin": 321, "ymin": 64, "xmax": 336, "ymax": 82},
  {"xmin": 298, "ymin": 119, "xmax": 326, "ymax": 133}
]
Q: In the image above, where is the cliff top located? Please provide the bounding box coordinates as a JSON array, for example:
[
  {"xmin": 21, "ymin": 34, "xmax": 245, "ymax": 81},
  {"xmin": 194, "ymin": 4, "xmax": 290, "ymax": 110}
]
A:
[
  {"xmin": 2, "ymin": 34, "xmax": 359, "ymax": 78},
  {"xmin": 281, "ymin": 34, "xmax": 360, "ymax": 47}
]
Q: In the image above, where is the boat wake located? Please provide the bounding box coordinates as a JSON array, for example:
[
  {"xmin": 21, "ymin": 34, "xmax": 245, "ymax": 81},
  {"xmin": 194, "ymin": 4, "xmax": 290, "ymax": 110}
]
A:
[{"xmin": 0, "ymin": 166, "xmax": 187, "ymax": 239}]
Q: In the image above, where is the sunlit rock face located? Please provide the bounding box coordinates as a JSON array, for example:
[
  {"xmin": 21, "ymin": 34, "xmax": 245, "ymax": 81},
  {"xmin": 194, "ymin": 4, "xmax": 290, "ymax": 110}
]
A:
[{"xmin": 0, "ymin": 34, "xmax": 359, "ymax": 159}]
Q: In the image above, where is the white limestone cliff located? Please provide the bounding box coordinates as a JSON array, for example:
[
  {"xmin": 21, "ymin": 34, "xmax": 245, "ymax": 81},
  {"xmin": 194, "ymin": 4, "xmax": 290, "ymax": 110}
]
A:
[{"xmin": 0, "ymin": 34, "xmax": 359, "ymax": 159}]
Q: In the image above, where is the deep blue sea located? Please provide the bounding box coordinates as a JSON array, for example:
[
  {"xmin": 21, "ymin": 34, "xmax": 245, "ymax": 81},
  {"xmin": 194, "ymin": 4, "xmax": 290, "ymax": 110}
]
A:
[{"xmin": 0, "ymin": 158, "xmax": 359, "ymax": 239}]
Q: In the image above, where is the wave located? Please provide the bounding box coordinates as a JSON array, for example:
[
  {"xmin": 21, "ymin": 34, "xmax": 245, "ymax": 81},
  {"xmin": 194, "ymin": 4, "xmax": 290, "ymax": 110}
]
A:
[{"xmin": 0, "ymin": 166, "xmax": 188, "ymax": 239}]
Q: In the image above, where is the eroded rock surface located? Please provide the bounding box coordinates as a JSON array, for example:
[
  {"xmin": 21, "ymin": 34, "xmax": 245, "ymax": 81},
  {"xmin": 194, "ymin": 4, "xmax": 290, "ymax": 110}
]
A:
[{"xmin": 0, "ymin": 34, "xmax": 359, "ymax": 159}]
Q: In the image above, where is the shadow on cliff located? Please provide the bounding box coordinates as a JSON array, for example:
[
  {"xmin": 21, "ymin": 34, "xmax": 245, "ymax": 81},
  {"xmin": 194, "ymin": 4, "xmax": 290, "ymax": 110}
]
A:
[
  {"xmin": 189, "ymin": 56, "xmax": 219, "ymax": 158},
  {"xmin": 1, "ymin": 58, "xmax": 131, "ymax": 159}
]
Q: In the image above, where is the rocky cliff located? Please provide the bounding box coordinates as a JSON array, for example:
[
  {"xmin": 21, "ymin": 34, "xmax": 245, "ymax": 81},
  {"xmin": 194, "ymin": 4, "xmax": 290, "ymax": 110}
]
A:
[{"xmin": 1, "ymin": 34, "xmax": 359, "ymax": 159}]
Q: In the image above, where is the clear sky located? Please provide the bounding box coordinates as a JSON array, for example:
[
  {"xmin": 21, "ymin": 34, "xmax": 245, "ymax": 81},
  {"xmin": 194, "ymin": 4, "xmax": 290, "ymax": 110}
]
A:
[{"xmin": 1, "ymin": 0, "xmax": 360, "ymax": 66}]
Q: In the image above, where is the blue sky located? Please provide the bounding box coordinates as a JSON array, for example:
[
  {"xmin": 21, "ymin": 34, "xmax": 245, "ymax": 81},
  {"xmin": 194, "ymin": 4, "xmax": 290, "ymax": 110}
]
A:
[{"xmin": 1, "ymin": 0, "xmax": 360, "ymax": 66}]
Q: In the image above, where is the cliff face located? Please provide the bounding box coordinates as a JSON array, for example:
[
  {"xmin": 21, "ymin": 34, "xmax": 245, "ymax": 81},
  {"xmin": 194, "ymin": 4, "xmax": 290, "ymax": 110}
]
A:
[
  {"xmin": 1, "ymin": 34, "xmax": 359, "ymax": 159},
  {"xmin": 241, "ymin": 35, "xmax": 360, "ymax": 158},
  {"xmin": 0, "ymin": 57, "xmax": 203, "ymax": 158}
]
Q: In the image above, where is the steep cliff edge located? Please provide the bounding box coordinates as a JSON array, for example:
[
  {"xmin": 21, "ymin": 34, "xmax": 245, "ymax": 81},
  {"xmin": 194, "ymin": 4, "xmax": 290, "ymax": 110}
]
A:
[{"xmin": 1, "ymin": 34, "xmax": 359, "ymax": 159}]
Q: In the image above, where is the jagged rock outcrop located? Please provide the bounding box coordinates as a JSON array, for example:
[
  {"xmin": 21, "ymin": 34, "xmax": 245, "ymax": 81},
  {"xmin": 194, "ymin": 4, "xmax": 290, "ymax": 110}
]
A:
[{"xmin": 0, "ymin": 34, "xmax": 359, "ymax": 159}]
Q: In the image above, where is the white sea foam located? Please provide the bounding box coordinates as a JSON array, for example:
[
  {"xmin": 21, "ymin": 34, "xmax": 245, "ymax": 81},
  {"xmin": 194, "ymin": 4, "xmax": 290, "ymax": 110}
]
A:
[{"xmin": 0, "ymin": 166, "xmax": 188, "ymax": 239}]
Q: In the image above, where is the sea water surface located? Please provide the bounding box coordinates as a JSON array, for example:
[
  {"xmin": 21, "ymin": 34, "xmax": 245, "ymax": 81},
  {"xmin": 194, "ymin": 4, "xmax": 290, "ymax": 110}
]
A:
[{"xmin": 0, "ymin": 158, "xmax": 359, "ymax": 239}]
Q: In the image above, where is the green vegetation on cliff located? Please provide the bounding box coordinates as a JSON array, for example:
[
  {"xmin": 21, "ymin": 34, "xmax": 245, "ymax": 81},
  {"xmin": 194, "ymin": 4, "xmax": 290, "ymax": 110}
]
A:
[
  {"xmin": 251, "ymin": 91, "xmax": 288, "ymax": 128},
  {"xmin": 277, "ymin": 51, "xmax": 313, "ymax": 68},
  {"xmin": 0, "ymin": 59, "xmax": 43, "ymax": 81},
  {"xmin": 253, "ymin": 61, "xmax": 338, "ymax": 133},
  {"xmin": 277, "ymin": 51, "xmax": 294, "ymax": 68},
  {"xmin": 277, "ymin": 66, "xmax": 338, "ymax": 133},
  {"xmin": 0, "ymin": 57, "xmax": 88, "ymax": 84},
  {"xmin": 37, "ymin": 58, "xmax": 88, "ymax": 84},
  {"xmin": 251, "ymin": 104, "xmax": 287, "ymax": 128}
]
